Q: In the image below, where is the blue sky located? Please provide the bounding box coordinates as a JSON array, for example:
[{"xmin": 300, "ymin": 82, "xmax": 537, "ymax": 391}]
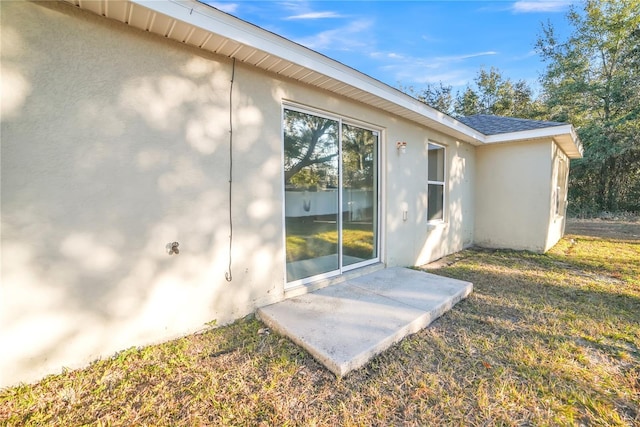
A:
[{"xmin": 206, "ymin": 1, "xmax": 578, "ymax": 94}]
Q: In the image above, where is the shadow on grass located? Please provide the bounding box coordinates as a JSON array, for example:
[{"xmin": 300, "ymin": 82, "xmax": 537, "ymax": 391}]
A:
[
  {"xmin": 2, "ymin": 239, "xmax": 639, "ymax": 426},
  {"xmin": 415, "ymin": 247, "xmax": 640, "ymax": 424}
]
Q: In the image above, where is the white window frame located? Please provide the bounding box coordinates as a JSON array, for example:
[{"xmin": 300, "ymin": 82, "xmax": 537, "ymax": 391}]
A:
[
  {"xmin": 427, "ymin": 142, "xmax": 446, "ymax": 223},
  {"xmin": 555, "ymin": 157, "xmax": 569, "ymax": 218}
]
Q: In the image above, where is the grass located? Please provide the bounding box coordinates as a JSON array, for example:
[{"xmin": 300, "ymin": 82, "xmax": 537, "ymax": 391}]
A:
[
  {"xmin": 2, "ymin": 223, "xmax": 639, "ymax": 426},
  {"xmin": 286, "ymin": 219, "xmax": 375, "ymax": 261}
]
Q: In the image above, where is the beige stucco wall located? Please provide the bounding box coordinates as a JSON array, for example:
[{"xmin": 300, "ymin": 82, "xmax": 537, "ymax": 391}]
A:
[
  {"xmin": 275, "ymin": 95, "xmax": 476, "ymax": 267},
  {"xmin": 474, "ymin": 139, "xmax": 556, "ymax": 252},
  {"xmin": 1, "ymin": 1, "xmax": 287, "ymax": 387},
  {"xmin": 397, "ymin": 139, "xmax": 476, "ymax": 266},
  {"xmin": 1, "ymin": 1, "xmax": 476, "ymax": 387}
]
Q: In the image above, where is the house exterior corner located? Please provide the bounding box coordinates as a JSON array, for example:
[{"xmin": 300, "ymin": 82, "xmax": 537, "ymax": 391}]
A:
[
  {"xmin": 0, "ymin": 0, "xmax": 580, "ymax": 388},
  {"xmin": 474, "ymin": 138, "xmax": 574, "ymax": 253}
]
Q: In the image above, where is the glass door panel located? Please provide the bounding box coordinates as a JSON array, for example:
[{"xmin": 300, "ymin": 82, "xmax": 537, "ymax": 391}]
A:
[
  {"xmin": 341, "ymin": 124, "xmax": 378, "ymax": 267},
  {"xmin": 283, "ymin": 109, "xmax": 340, "ymax": 283}
]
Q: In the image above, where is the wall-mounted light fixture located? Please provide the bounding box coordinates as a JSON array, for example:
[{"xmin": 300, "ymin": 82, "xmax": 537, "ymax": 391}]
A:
[{"xmin": 396, "ymin": 141, "xmax": 407, "ymax": 154}]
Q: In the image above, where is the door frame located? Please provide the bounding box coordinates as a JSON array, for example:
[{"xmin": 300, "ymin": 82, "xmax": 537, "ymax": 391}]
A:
[{"xmin": 281, "ymin": 103, "xmax": 383, "ymax": 289}]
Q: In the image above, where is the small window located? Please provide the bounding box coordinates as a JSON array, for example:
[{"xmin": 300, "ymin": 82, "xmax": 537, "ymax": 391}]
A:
[
  {"xmin": 427, "ymin": 143, "xmax": 445, "ymax": 222},
  {"xmin": 555, "ymin": 157, "xmax": 569, "ymax": 217}
]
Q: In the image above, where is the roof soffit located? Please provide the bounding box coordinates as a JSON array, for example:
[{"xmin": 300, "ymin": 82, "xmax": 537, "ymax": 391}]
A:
[
  {"xmin": 63, "ymin": 0, "xmax": 484, "ymax": 142},
  {"xmin": 63, "ymin": 0, "xmax": 582, "ymax": 158}
]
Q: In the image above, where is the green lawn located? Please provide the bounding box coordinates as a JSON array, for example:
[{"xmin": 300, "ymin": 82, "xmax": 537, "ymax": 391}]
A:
[
  {"xmin": 285, "ymin": 218, "xmax": 375, "ymax": 261},
  {"xmin": 2, "ymin": 224, "xmax": 639, "ymax": 426}
]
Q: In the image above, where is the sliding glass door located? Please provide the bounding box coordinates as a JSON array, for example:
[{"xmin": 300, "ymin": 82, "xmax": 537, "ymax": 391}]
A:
[
  {"xmin": 341, "ymin": 124, "xmax": 378, "ymax": 268},
  {"xmin": 283, "ymin": 107, "xmax": 379, "ymax": 285},
  {"xmin": 283, "ymin": 109, "xmax": 340, "ymax": 282}
]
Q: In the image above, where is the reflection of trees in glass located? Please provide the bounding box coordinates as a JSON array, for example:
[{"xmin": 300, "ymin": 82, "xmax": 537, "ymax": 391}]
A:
[
  {"xmin": 283, "ymin": 111, "xmax": 378, "ymax": 270},
  {"xmin": 283, "ymin": 109, "xmax": 338, "ymax": 187},
  {"xmin": 343, "ymin": 122, "xmax": 376, "ymax": 261},
  {"xmin": 342, "ymin": 124, "xmax": 375, "ymax": 189}
]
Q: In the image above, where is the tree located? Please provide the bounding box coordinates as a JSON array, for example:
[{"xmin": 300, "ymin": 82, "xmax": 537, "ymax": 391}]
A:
[
  {"xmin": 283, "ymin": 110, "xmax": 339, "ymax": 186},
  {"xmin": 401, "ymin": 68, "xmax": 540, "ymax": 119},
  {"xmin": 399, "ymin": 82, "xmax": 455, "ymax": 115},
  {"xmin": 536, "ymin": 0, "xmax": 640, "ymax": 213},
  {"xmin": 417, "ymin": 83, "xmax": 455, "ymax": 115},
  {"xmin": 342, "ymin": 124, "xmax": 375, "ymax": 188},
  {"xmin": 453, "ymin": 67, "xmax": 542, "ymax": 118},
  {"xmin": 455, "ymin": 86, "xmax": 480, "ymax": 117}
]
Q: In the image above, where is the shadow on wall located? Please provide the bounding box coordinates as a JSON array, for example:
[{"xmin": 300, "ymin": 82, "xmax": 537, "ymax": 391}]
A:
[
  {"xmin": 385, "ymin": 137, "xmax": 474, "ymax": 266},
  {"xmin": 384, "ymin": 134, "xmax": 412, "ymax": 267},
  {"xmin": 416, "ymin": 142, "xmax": 474, "ymax": 264},
  {"xmin": 0, "ymin": 2, "xmax": 283, "ymax": 386}
]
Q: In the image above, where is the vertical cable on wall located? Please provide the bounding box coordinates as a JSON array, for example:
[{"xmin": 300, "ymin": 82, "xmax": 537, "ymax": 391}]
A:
[{"xmin": 225, "ymin": 58, "xmax": 236, "ymax": 282}]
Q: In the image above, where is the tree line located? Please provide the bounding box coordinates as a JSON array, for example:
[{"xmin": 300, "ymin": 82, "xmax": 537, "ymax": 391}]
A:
[{"xmin": 402, "ymin": 0, "xmax": 640, "ymax": 216}]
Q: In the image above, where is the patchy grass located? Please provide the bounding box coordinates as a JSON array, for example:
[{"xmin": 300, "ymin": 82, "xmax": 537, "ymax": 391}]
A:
[{"xmin": 2, "ymin": 227, "xmax": 639, "ymax": 426}]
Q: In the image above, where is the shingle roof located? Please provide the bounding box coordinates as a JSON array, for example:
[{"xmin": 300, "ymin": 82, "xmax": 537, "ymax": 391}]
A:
[{"xmin": 458, "ymin": 114, "xmax": 567, "ymax": 136}]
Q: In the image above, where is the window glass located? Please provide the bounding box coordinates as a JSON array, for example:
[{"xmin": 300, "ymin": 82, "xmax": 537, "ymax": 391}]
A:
[
  {"xmin": 427, "ymin": 143, "xmax": 445, "ymax": 222},
  {"xmin": 342, "ymin": 124, "xmax": 378, "ymax": 267},
  {"xmin": 283, "ymin": 107, "xmax": 380, "ymax": 284},
  {"xmin": 428, "ymin": 184, "xmax": 444, "ymax": 221},
  {"xmin": 283, "ymin": 109, "xmax": 339, "ymax": 282},
  {"xmin": 555, "ymin": 157, "xmax": 569, "ymax": 217},
  {"xmin": 428, "ymin": 143, "xmax": 445, "ymax": 182}
]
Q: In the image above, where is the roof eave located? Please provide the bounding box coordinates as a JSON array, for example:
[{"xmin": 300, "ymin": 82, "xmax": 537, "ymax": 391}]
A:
[
  {"xmin": 483, "ymin": 124, "xmax": 583, "ymax": 159},
  {"xmin": 142, "ymin": 0, "xmax": 490, "ymax": 143},
  {"xmin": 64, "ymin": 0, "xmax": 484, "ymax": 144},
  {"xmin": 63, "ymin": 0, "xmax": 582, "ymax": 156}
]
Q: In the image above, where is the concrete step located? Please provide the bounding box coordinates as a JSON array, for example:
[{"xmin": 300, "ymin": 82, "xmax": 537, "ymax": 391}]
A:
[{"xmin": 257, "ymin": 267, "xmax": 473, "ymax": 376}]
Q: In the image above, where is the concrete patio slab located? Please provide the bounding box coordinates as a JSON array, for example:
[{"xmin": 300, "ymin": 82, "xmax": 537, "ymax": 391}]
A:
[{"xmin": 257, "ymin": 267, "xmax": 473, "ymax": 376}]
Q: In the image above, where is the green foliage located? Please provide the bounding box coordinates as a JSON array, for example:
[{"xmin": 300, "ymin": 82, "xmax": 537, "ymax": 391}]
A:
[
  {"xmin": 537, "ymin": 0, "xmax": 640, "ymax": 214},
  {"xmin": 455, "ymin": 86, "xmax": 480, "ymax": 117},
  {"xmin": 454, "ymin": 67, "xmax": 541, "ymax": 118},
  {"xmin": 400, "ymin": 82, "xmax": 455, "ymax": 115},
  {"xmin": 342, "ymin": 124, "xmax": 376, "ymax": 189},
  {"xmin": 283, "ymin": 109, "xmax": 339, "ymax": 186},
  {"xmin": 402, "ymin": 68, "xmax": 544, "ymax": 119},
  {"xmin": 402, "ymin": 0, "xmax": 640, "ymax": 214},
  {"xmin": 283, "ymin": 110, "xmax": 377, "ymax": 191}
]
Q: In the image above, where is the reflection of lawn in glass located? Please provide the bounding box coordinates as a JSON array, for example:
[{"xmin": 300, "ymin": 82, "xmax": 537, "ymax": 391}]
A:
[{"xmin": 286, "ymin": 219, "xmax": 374, "ymax": 262}]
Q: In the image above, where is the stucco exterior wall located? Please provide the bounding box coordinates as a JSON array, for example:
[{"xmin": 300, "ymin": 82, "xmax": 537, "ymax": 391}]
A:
[
  {"xmin": 400, "ymin": 139, "xmax": 475, "ymax": 265},
  {"xmin": 1, "ymin": 1, "xmax": 286, "ymax": 386},
  {"xmin": 270, "ymin": 76, "xmax": 476, "ymax": 270},
  {"xmin": 1, "ymin": 1, "xmax": 476, "ymax": 387},
  {"xmin": 474, "ymin": 140, "xmax": 554, "ymax": 252}
]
